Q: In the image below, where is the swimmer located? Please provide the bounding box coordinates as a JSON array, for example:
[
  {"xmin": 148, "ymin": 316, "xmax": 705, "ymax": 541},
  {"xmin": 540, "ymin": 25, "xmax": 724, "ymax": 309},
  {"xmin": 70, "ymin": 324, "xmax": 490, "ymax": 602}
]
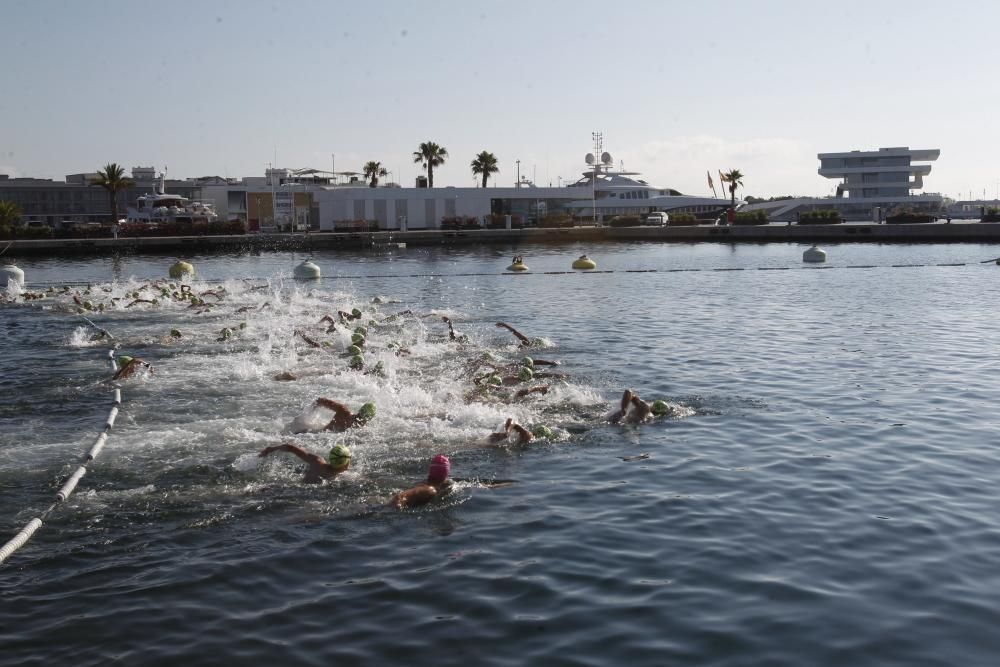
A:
[
  {"xmin": 608, "ymin": 389, "xmax": 672, "ymax": 424},
  {"xmin": 294, "ymin": 329, "xmax": 323, "ymax": 348},
  {"xmin": 338, "ymin": 308, "xmax": 363, "ymax": 322},
  {"xmin": 295, "ymin": 398, "xmax": 376, "ymax": 433},
  {"xmin": 441, "ymin": 316, "xmax": 468, "ymax": 342},
  {"xmin": 318, "ymin": 314, "xmax": 338, "ymax": 332},
  {"xmin": 389, "ymin": 454, "xmax": 453, "ymax": 509},
  {"xmin": 495, "ymin": 321, "xmax": 533, "ymax": 347},
  {"xmin": 273, "ymin": 371, "xmax": 298, "ymax": 382},
  {"xmin": 259, "ymin": 443, "xmax": 350, "ymax": 483},
  {"xmin": 113, "ymin": 356, "xmax": 153, "ymax": 381},
  {"xmin": 487, "ymin": 418, "xmax": 533, "ymax": 446}
]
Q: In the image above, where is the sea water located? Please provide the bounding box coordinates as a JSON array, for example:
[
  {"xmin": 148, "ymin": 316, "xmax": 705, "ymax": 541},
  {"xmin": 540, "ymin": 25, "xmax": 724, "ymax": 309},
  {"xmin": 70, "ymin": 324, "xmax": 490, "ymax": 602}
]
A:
[{"xmin": 2, "ymin": 242, "xmax": 1000, "ymax": 666}]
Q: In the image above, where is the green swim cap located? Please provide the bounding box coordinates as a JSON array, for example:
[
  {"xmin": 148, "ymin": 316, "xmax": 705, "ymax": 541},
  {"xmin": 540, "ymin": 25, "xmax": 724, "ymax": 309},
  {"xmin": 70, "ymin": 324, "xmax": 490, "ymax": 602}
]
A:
[
  {"xmin": 531, "ymin": 425, "xmax": 554, "ymax": 439},
  {"xmin": 356, "ymin": 402, "xmax": 376, "ymax": 422},
  {"xmin": 651, "ymin": 400, "xmax": 672, "ymax": 416},
  {"xmin": 117, "ymin": 355, "xmax": 133, "ymax": 368},
  {"xmin": 482, "ymin": 351, "xmax": 497, "ymax": 362},
  {"xmin": 518, "ymin": 366, "xmax": 534, "ymax": 382},
  {"xmin": 387, "ymin": 342, "xmax": 399, "ymax": 349},
  {"xmin": 373, "ymin": 360, "xmax": 385, "ymax": 376},
  {"xmin": 328, "ymin": 443, "xmax": 351, "ymax": 467},
  {"xmin": 347, "ymin": 344, "xmax": 362, "ymax": 356},
  {"xmin": 354, "ymin": 326, "xmax": 367, "ymax": 336},
  {"xmin": 349, "ymin": 354, "xmax": 365, "ymax": 369},
  {"xmin": 521, "ymin": 356, "xmax": 534, "ymax": 368},
  {"xmin": 487, "ymin": 374, "xmax": 503, "ymax": 386},
  {"xmin": 351, "ymin": 333, "xmax": 366, "ymax": 346},
  {"xmin": 169, "ymin": 329, "xmax": 182, "ymax": 338},
  {"xmin": 219, "ymin": 327, "xmax": 233, "ymax": 340},
  {"xmin": 351, "ymin": 308, "xmax": 362, "ymax": 318}
]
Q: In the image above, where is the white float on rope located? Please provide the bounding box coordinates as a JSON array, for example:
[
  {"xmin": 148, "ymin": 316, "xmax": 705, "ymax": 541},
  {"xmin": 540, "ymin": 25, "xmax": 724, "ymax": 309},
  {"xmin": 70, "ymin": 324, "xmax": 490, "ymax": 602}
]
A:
[
  {"xmin": 0, "ymin": 518, "xmax": 43, "ymax": 565},
  {"xmin": 803, "ymin": 245, "xmax": 827, "ymax": 263},
  {"xmin": 293, "ymin": 259, "xmax": 322, "ymax": 280},
  {"xmin": 56, "ymin": 466, "xmax": 87, "ymax": 502},
  {"xmin": 106, "ymin": 406, "xmax": 119, "ymax": 430},
  {"xmin": 86, "ymin": 433, "xmax": 108, "ymax": 461}
]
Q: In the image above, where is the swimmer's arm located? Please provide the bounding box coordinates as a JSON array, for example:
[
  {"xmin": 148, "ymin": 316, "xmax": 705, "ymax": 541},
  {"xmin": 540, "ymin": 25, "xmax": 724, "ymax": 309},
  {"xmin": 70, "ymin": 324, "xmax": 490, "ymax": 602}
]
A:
[
  {"xmin": 319, "ymin": 314, "xmax": 336, "ymax": 325},
  {"xmin": 510, "ymin": 423, "xmax": 533, "ymax": 443},
  {"xmin": 390, "ymin": 484, "xmax": 438, "ymax": 509},
  {"xmin": 259, "ymin": 443, "xmax": 325, "ymax": 467},
  {"xmin": 630, "ymin": 396, "xmax": 652, "ymax": 421},
  {"xmin": 295, "ymin": 330, "xmax": 321, "ymax": 348},
  {"xmin": 495, "ymin": 322, "xmax": 531, "ymax": 346},
  {"xmin": 514, "ymin": 386, "xmax": 549, "ymax": 399},
  {"xmin": 314, "ymin": 398, "xmax": 354, "ymax": 420}
]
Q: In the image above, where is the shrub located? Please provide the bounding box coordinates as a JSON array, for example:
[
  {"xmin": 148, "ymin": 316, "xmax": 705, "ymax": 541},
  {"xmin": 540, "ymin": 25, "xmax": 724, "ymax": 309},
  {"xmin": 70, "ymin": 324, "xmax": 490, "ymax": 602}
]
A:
[
  {"xmin": 734, "ymin": 210, "xmax": 768, "ymax": 225},
  {"xmin": 538, "ymin": 213, "xmax": 574, "ymax": 228},
  {"xmin": 607, "ymin": 215, "xmax": 641, "ymax": 228},
  {"xmin": 798, "ymin": 209, "xmax": 843, "ymax": 224}
]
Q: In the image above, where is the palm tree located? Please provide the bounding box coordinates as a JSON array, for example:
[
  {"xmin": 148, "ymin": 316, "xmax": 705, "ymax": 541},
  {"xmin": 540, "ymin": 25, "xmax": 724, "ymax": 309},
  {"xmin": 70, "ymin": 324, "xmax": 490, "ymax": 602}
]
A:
[
  {"xmin": 363, "ymin": 161, "xmax": 388, "ymax": 188},
  {"xmin": 91, "ymin": 163, "xmax": 135, "ymax": 223},
  {"xmin": 0, "ymin": 200, "xmax": 22, "ymax": 227},
  {"xmin": 412, "ymin": 141, "xmax": 448, "ymax": 188},
  {"xmin": 471, "ymin": 151, "xmax": 499, "ymax": 188},
  {"xmin": 722, "ymin": 169, "xmax": 744, "ymax": 210}
]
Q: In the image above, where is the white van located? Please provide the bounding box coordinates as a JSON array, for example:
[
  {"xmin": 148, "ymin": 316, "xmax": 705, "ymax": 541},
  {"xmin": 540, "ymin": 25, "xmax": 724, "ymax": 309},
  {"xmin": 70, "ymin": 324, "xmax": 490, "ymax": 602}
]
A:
[{"xmin": 645, "ymin": 212, "xmax": 669, "ymax": 225}]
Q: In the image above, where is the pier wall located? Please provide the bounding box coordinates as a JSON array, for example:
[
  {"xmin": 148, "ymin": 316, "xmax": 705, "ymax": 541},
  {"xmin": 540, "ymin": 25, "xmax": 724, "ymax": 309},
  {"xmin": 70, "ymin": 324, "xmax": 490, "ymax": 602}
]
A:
[{"xmin": 5, "ymin": 223, "xmax": 1000, "ymax": 257}]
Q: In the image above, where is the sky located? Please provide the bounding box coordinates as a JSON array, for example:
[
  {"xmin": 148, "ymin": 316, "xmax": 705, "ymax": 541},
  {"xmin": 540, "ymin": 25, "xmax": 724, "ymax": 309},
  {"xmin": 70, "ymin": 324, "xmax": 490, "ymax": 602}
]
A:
[{"xmin": 2, "ymin": 0, "xmax": 999, "ymax": 200}]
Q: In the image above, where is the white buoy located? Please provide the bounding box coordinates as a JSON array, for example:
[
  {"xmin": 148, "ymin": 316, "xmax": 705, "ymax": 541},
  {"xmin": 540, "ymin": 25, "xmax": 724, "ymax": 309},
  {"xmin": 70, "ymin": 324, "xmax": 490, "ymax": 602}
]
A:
[
  {"xmin": 803, "ymin": 245, "xmax": 827, "ymax": 263},
  {"xmin": 1, "ymin": 263, "xmax": 25, "ymax": 289},
  {"xmin": 293, "ymin": 259, "xmax": 321, "ymax": 280},
  {"xmin": 169, "ymin": 260, "xmax": 195, "ymax": 279}
]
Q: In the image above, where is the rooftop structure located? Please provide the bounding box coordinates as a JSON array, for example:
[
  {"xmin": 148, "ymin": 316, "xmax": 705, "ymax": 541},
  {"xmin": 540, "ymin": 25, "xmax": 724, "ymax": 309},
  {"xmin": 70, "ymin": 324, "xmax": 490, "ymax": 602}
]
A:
[{"xmin": 818, "ymin": 147, "xmax": 940, "ymax": 200}]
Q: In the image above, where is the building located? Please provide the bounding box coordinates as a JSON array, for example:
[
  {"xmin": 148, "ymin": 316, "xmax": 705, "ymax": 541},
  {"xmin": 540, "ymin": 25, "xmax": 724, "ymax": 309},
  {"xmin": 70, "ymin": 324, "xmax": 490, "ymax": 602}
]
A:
[{"xmin": 743, "ymin": 147, "xmax": 944, "ymax": 222}]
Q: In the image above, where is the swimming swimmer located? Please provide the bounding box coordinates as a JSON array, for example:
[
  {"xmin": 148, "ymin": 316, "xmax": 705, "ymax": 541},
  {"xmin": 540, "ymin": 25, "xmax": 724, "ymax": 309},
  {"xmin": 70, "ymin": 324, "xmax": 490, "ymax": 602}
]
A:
[
  {"xmin": 487, "ymin": 418, "xmax": 533, "ymax": 446},
  {"xmin": 259, "ymin": 442, "xmax": 350, "ymax": 483},
  {"xmin": 608, "ymin": 389, "xmax": 672, "ymax": 424},
  {"xmin": 442, "ymin": 316, "xmax": 468, "ymax": 342},
  {"xmin": 113, "ymin": 356, "xmax": 153, "ymax": 381},
  {"xmin": 389, "ymin": 454, "xmax": 453, "ymax": 509},
  {"xmin": 495, "ymin": 321, "xmax": 532, "ymax": 347},
  {"xmin": 293, "ymin": 398, "xmax": 376, "ymax": 433}
]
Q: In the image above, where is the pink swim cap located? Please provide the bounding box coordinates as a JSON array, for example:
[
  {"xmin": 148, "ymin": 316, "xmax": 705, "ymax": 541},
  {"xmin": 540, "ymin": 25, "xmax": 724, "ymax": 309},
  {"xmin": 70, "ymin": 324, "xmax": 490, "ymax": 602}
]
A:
[{"xmin": 428, "ymin": 454, "xmax": 450, "ymax": 483}]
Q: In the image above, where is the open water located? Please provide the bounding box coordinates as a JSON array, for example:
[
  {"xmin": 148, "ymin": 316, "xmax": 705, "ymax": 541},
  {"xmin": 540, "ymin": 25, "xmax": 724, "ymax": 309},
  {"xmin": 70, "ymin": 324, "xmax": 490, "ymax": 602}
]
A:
[{"xmin": 2, "ymin": 241, "xmax": 1000, "ymax": 666}]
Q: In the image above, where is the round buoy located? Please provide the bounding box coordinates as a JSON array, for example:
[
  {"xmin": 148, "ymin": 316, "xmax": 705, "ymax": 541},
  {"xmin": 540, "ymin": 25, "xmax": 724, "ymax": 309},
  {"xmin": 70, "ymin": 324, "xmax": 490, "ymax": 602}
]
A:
[
  {"xmin": 507, "ymin": 262, "xmax": 529, "ymax": 272},
  {"xmin": 803, "ymin": 245, "xmax": 826, "ymax": 263},
  {"xmin": 1, "ymin": 263, "xmax": 25, "ymax": 289},
  {"xmin": 572, "ymin": 255, "xmax": 597, "ymax": 270},
  {"xmin": 169, "ymin": 260, "xmax": 195, "ymax": 279},
  {"xmin": 293, "ymin": 259, "xmax": 321, "ymax": 280}
]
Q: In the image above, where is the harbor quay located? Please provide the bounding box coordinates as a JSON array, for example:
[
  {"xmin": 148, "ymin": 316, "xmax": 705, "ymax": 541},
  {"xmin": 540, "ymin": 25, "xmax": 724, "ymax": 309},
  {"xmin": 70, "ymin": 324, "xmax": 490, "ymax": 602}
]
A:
[{"xmin": 5, "ymin": 222, "xmax": 1000, "ymax": 257}]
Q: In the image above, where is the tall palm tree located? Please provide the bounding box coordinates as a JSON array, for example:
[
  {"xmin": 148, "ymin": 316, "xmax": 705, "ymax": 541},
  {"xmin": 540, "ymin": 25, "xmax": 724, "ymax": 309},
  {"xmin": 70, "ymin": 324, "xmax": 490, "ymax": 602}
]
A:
[
  {"xmin": 0, "ymin": 200, "xmax": 22, "ymax": 227},
  {"xmin": 91, "ymin": 163, "xmax": 135, "ymax": 223},
  {"xmin": 363, "ymin": 161, "xmax": 388, "ymax": 188},
  {"xmin": 722, "ymin": 168, "xmax": 744, "ymax": 210},
  {"xmin": 470, "ymin": 151, "xmax": 499, "ymax": 188},
  {"xmin": 412, "ymin": 141, "xmax": 448, "ymax": 188}
]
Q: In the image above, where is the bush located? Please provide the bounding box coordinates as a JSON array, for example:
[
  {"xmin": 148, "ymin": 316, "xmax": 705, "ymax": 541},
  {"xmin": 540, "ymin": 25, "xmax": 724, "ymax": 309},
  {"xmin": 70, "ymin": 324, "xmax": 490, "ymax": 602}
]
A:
[
  {"xmin": 798, "ymin": 209, "xmax": 843, "ymax": 225},
  {"xmin": 538, "ymin": 213, "xmax": 574, "ymax": 228},
  {"xmin": 485, "ymin": 214, "xmax": 524, "ymax": 229},
  {"xmin": 607, "ymin": 215, "xmax": 641, "ymax": 228},
  {"xmin": 667, "ymin": 212, "xmax": 699, "ymax": 226},
  {"xmin": 733, "ymin": 210, "xmax": 769, "ymax": 225},
  {"xmin": 441, "ymin": 216, "xmax": 481, "ymax": 230}
]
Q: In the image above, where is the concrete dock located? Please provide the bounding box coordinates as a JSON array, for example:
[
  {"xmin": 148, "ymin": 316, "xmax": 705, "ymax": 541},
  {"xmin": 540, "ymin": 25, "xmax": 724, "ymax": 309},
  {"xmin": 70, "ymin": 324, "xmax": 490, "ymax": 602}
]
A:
[{"xmin": 5, "ymin": 222, "xmax": 1000, "ymax": 256}]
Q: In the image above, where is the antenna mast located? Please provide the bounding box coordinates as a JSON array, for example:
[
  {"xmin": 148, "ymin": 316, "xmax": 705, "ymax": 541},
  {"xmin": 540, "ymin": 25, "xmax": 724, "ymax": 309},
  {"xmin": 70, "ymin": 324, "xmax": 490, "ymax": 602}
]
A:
[{"xmin": 591, "ymin": 131, "xmax": 603, "ymax": 225}]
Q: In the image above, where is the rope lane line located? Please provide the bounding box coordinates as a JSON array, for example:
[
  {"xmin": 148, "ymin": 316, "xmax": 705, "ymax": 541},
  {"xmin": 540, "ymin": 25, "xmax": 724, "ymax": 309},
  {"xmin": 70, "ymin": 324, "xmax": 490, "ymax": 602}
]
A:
[
  {"xmin": 15, "ymin": 257, "xmax": 993, "ymax": 290},
  {"xmin": 0, "ymin": 323, "xmax": 125, "ymax": 567}
]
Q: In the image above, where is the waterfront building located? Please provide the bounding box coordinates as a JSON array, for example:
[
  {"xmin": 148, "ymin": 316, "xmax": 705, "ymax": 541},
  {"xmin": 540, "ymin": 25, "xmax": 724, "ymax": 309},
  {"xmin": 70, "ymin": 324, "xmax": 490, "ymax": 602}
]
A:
[{"xmin": 743, "ymin": 147, "xmax": 944, "ymax": 222}]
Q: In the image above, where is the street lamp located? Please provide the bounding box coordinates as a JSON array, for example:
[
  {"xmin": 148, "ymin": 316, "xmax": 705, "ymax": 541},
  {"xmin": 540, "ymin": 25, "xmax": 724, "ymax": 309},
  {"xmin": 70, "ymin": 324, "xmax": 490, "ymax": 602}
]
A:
[{"xmin": 516, "ymin": 159, "xmax": 521, "ymax": 189}]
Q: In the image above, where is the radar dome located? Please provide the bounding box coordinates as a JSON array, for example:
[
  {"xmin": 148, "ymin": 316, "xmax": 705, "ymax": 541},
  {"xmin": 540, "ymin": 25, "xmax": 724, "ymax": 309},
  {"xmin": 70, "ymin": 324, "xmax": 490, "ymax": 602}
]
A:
[
  {"xmin": 601, "ymin": 152, "xmax": 613, "ymax": 165},
  {"xmin": 585, "ymin": 153, "xmax": 595, "ymax": 165}
]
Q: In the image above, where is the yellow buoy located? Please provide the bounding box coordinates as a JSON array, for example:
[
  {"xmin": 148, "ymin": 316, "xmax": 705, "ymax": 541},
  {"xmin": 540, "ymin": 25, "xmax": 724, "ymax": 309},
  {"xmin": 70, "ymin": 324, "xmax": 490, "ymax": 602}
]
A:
[
  {"xmin": 572, "ymin": 255, "xmax": 597, "ymax": 270},
  {"xmin": 169, "ymin": 261, "xmax": 195, "ymax": 279},
  {"xmin": 506, "ymin": 255, "xmax": 529, "ymax": 272}
]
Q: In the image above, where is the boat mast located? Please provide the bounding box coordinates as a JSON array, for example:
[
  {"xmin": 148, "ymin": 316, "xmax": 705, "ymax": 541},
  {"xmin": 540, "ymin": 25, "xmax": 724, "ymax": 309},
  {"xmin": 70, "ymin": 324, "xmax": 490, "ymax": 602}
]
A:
[{"xmin": 591, "ymin": 131, "xmax": 602, "ymax": 224}]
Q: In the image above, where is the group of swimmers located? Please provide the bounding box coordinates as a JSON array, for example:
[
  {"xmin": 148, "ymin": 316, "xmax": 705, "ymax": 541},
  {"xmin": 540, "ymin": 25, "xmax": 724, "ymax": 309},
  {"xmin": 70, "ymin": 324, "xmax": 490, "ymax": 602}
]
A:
[{"xmin": 99, "ymin": 291, "xmax": 674, "ymax": 510}]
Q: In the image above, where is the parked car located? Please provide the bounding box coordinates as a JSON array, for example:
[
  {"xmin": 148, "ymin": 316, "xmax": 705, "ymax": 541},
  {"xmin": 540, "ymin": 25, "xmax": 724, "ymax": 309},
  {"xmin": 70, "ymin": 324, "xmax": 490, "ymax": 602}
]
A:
[{"xmin": 644, "ymin": 212, "xmax": 669, "ymax": 226}]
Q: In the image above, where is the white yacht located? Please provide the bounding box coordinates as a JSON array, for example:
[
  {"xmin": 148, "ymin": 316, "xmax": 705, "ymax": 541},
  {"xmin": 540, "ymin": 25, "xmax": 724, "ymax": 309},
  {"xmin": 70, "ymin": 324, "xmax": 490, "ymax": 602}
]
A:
[
  {"xmin": 127, "ymin": 173, "xmax": 218, "ymax": 224},
  {"xmin": 562, "ymin": 151, "xmax": 735, "ymax": 222}
]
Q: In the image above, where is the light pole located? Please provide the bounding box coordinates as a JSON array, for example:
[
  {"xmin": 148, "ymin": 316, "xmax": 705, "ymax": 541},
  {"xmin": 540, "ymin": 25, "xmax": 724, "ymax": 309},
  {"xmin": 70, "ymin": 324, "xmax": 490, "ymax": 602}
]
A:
[{"xmin": 516, "ymin": 160, "xmax": 521, "ymax": 189}]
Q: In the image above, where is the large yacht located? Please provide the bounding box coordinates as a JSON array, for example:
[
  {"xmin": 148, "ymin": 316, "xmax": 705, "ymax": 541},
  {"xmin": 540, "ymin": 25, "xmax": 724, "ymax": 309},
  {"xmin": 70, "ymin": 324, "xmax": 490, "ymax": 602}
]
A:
[
  {"xmin": 127, "ymin": 173, "xmax": 218, "ymax": 224},
  {"xmin": 563, "ymin": 151, "xmax": 735, "ymax": 221}
]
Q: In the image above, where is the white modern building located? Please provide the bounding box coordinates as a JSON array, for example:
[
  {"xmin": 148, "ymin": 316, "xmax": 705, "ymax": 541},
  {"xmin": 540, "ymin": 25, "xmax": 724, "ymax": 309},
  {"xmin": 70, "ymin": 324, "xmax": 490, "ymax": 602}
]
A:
[{"xmin": 744, "ymin": 147, "xmax": 944, "ymax": 222}]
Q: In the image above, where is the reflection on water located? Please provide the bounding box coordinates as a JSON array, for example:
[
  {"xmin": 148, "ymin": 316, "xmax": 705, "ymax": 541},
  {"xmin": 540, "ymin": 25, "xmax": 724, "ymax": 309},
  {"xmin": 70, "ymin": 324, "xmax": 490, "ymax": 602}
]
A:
[{"xmin": 2, "ymin": 243, "xmax": 1000, "ymax": 667}]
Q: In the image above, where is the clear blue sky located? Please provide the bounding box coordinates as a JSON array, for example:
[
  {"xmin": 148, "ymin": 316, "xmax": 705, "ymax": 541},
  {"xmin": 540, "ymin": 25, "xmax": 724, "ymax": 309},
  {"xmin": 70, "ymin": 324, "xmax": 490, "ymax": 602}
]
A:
[{"xmin": 2, "ymin": 0, "xmax": 998, "ymax": 199}]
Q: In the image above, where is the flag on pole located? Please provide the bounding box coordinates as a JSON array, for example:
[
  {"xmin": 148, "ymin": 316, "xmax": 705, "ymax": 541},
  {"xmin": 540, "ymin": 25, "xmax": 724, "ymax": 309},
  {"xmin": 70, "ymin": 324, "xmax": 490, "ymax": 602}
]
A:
[
  {"xmin": 718, "ymin": 169, "xmax": 729, "ymax": 183},
  {"xmin": 707, "ymin": 170, "xmax": 718, "ymax": 198}
]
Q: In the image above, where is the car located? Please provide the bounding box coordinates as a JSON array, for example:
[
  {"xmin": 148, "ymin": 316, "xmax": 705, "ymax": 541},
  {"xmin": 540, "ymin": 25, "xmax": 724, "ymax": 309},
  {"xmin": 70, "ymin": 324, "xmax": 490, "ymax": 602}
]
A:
[{"xmin": 644, "ymin": 212, "xmax": 669, "ymax": 226}]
